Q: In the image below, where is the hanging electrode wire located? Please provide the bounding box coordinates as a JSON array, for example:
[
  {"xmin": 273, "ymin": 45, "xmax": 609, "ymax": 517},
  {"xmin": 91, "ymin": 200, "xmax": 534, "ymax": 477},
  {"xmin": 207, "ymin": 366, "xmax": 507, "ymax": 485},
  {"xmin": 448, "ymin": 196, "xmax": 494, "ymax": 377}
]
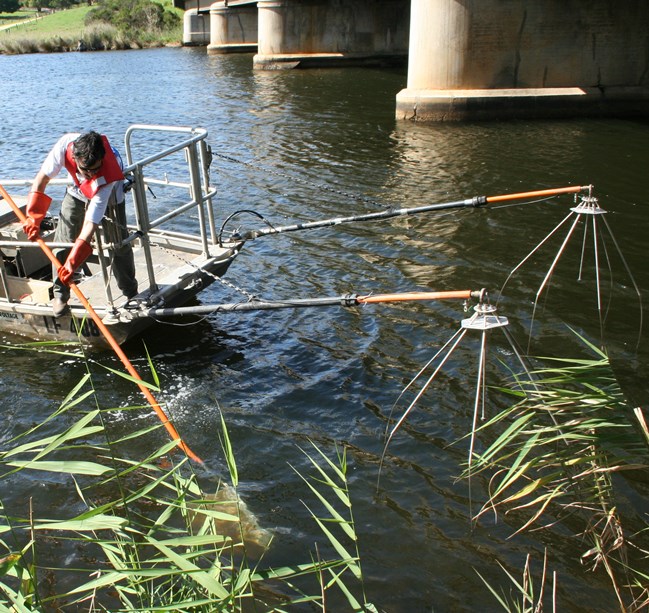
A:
[
  {"xmin": 495, "ymin": 187, "xmax": 643, "ymax": 351},
  {"xmin": 599, "ymin": 212, "xmax": 644, "ymax": 348},
  {"xmin": 374, "ymin": 290, "xmax": 483, "ymax": 484},
  {"xmin": 376, "ymin": 327, "xmax": 469, "ymax": 490},
  {"xmin": 0, "ymin": 184, "xmax": 203, "ymax": 465},
  {"xmin": 460, "ymin": 301, "xmax": 510, "ymax": 469},
  {"xmin": 496, "ymin": 211, "xmax": 578, "ymax": 305},
  {"xmin": 381, "ymin": 329, "xmax": 468, "ymax": 453},
  {"xmin": 378, "ymin": 293, "xmax": 523, "ymax": 490}
]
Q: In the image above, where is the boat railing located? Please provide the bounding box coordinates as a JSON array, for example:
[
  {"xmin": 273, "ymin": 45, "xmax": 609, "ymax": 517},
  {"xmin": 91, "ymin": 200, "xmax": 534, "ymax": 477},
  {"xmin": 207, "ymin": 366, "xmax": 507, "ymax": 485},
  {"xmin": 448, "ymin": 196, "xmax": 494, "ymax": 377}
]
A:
[{"xmin": 122, "ymin": 124, "xmax": 218, "ymax": 296}]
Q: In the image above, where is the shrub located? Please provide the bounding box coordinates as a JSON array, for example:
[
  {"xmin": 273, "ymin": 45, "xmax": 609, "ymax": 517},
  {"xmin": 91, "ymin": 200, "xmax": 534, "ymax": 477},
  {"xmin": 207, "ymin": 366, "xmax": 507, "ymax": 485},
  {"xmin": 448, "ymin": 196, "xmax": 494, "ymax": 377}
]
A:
[
  {"xmin": 85, "ymin": 0, "xmax": 179, "ymax": 37},
  {"xmin": 0, "ymin": 0, "xmax": 20, "ymax": 12},
  {"xmin": 0, "ymin": 36, "xmax": 41, "ymax": 54}
]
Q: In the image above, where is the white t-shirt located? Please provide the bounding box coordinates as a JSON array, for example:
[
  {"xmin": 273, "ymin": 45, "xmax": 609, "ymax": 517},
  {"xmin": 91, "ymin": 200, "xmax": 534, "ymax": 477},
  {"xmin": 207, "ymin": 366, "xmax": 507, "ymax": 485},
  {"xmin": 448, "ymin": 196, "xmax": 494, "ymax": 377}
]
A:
[{"xmin": 40, "ymin": 133, "xmax": 125, "ymax": 225}]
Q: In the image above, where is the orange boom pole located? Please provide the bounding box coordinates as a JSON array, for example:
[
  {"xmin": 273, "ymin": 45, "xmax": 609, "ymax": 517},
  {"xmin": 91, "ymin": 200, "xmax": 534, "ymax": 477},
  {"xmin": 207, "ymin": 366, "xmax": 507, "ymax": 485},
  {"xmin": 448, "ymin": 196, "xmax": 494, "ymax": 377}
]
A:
[
  {"xmin": 486, "ymin": 185, "xmax": 588, "ymax": 203},
  {"xmin": 0, "ymin": 184, "xmax": 203, "ymax": 465},
  {"xmin": 357, "ymin": 290, "xmax": 476, "ymax": 304}
]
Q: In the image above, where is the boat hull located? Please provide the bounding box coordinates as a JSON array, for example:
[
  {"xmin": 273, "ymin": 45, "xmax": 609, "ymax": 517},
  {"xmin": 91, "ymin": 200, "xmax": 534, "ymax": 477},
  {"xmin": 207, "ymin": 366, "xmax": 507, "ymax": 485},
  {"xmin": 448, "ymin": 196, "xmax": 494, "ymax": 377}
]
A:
[{"xmin": 0, "ymin": 245, "xmax": 241, "ymax": 349}]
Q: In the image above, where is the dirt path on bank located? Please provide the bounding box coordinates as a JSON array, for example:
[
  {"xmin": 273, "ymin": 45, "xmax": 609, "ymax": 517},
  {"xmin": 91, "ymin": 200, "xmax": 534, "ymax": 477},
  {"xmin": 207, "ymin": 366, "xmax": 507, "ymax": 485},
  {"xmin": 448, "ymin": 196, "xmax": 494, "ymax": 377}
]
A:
[{"xmin": 0, "ymin": 15, "xmax": 41, "ymax": 32}]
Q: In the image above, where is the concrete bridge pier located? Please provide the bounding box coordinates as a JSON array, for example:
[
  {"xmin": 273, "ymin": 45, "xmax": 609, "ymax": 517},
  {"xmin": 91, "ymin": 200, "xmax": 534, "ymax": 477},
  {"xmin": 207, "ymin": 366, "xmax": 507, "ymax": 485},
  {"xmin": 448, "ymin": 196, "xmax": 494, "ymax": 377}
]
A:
[
  {"xmin": 396, "ymin": 0, "xmax": 649, "ymax": 121},
  {"xmin": 254, "ymin": 1, "xmax": 289, "ymax": 68},
  {"xmin": 253, "ymin": 0, "xmax": 408, "ymax": 70},
  {"xmin": 207, "ymin": 1, "xmax": 258, "ymax": 54},
  {"xmin": 183, "ymin": 9, "xmax": 210, "ymax": 45}
]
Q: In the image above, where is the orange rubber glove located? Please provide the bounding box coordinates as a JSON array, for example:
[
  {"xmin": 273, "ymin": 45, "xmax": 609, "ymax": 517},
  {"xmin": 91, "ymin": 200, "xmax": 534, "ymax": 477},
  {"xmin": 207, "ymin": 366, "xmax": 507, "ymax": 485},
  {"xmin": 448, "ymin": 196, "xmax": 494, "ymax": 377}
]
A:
[
  {"xmin": 23, "ymin": 191, "xmax": 53, "ymax": 241},
  {"xmin": 57, "ymin": 238, "xmax": 92, "ymax": 286}
]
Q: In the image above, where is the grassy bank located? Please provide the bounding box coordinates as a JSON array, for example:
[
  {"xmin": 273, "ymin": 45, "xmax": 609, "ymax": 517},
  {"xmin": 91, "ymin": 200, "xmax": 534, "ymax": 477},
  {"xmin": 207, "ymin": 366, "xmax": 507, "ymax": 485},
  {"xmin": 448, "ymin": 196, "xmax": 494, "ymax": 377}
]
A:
[
  {"xmin": 0, "ymin": 8, "xmax": 41, "ymax": 29},
  {"xmin": 0, "ymin": 3, "xmax": 182, "ymax": 54},
  {"xmin": 1, "ymin": 6, "xmax": 92, "ymax": 37}
]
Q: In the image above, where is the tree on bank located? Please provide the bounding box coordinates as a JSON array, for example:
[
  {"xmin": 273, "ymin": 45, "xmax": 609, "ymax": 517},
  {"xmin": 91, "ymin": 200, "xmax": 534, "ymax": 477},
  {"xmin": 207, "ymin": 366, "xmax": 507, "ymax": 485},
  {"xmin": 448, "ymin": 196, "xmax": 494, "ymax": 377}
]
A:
[
  {"xmin": 0, "ymin": 0, "xmax": 20, "ymax": 13},
  {"xmin": 20, "ymin": 0, "xmax": 87, "ymax": 12},
  {"xmin": 85, "ymin": 0, "xmax": 179, "ymax": 37},
  {"xmin": 19, "ymin": 0, "xmax": 93, "ymax": 13}
]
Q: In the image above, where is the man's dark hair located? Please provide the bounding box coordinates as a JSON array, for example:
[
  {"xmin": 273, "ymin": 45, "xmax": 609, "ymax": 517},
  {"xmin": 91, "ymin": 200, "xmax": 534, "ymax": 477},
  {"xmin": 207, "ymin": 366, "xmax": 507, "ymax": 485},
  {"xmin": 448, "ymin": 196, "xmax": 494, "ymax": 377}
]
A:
[{"xmin": 72, "ymin": 131, "xmax": 105, "ymax": 167}]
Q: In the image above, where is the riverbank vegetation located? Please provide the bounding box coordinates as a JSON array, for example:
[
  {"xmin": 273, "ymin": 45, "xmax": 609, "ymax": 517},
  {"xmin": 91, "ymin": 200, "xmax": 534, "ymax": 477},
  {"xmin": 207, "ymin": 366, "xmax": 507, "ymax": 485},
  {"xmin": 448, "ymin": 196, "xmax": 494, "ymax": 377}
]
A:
[
  {"xmin": 0, "ymin": 337, "xmax": 647, "ymax": 610},
  {"xmin": 462, "ymin": 337, "xmax": 649, "ymax": 610},
  {"xmin": 0, "ymin": 0, "xmax": 181, "ymax": 54},
  {"xmin": 0, "ymin": 343, "xmax": 375, "ymax": 610}
]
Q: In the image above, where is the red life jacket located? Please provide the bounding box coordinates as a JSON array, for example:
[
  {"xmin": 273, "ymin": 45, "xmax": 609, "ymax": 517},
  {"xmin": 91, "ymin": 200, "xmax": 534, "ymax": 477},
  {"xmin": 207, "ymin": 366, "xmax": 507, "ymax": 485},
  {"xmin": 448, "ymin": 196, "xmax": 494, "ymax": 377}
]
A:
[{"xmin": 64, "ymin": 135, "xmax": 124, "ymax": 199}]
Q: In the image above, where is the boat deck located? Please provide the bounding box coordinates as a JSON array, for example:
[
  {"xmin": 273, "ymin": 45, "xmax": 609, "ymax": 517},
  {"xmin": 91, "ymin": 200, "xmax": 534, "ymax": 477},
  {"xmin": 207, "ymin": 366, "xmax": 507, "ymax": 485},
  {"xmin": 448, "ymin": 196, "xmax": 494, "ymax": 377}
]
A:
[
  {"xmin": 1, "ymin": 213, "xmax": 236, "ymax": 313},
  {"xmin": 69, "ymin": 238, "xmax": 190, "ymax": 311}
]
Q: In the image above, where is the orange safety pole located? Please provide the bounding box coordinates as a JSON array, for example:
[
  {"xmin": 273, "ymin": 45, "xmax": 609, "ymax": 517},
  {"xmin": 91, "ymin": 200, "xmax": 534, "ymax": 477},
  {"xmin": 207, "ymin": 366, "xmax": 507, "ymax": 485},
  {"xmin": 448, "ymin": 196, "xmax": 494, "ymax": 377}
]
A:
[
  {"xmin": 357, "ymin": 290, "xmax": 474, "ymax": 304},
  {"xmin": 0, "ymin": 184, "xmax": 203, "ymax": 464},
  {"xmin": 486, "ymin": 185, "xmax": 588, "ymax": 203}
]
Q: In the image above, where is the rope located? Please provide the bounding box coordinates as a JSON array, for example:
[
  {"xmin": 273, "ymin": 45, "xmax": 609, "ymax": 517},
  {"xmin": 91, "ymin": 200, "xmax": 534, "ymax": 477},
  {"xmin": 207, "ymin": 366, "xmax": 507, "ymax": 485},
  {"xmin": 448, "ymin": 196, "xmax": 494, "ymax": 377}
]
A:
[{"xmin": 212, "ymin": 151, "xmax": 393, "ymax": 209}]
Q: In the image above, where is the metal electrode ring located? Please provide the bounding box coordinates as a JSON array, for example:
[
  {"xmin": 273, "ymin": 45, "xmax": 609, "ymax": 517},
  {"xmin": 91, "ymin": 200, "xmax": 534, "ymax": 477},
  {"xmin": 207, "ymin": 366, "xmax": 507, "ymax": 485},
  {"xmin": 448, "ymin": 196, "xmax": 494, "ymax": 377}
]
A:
[
  {"xmin": 571, "ymin": 195, "xmax": 607, "ymax": 216},
  {"xmin": 461, "ymin": 301, "xmax": 509, "ymax": 331}
]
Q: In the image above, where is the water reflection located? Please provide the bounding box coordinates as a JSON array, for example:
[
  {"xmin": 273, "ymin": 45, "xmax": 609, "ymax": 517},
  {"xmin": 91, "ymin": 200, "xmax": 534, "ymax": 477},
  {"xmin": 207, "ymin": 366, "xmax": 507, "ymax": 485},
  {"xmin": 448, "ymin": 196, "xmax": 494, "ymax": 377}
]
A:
[{"xmin": 0, "ymin": 47, "xmax": 647, "ymax": 611}]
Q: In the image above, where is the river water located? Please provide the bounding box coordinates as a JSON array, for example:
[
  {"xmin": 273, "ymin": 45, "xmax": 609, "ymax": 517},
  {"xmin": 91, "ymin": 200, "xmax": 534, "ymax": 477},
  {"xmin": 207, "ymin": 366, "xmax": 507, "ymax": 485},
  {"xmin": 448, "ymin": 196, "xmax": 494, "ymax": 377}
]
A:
[{"xmin": 1, "ymin": 47, "xmax": 648, "ymax": 611}]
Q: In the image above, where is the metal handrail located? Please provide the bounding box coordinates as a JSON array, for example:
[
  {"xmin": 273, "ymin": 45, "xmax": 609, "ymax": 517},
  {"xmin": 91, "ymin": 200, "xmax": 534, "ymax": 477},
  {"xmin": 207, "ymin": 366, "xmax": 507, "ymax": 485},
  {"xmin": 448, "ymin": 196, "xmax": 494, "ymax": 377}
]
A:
[
  {"xmin": 147, "ymin": 187, "xmax": 218, "ymax": 230},
  {"xmin": 123, "ymin": 125, "xmax": 208, "ymax": 167},
  {"xmin": 121, "ymin": 125, "xmax": 216, "ymax": 295}
]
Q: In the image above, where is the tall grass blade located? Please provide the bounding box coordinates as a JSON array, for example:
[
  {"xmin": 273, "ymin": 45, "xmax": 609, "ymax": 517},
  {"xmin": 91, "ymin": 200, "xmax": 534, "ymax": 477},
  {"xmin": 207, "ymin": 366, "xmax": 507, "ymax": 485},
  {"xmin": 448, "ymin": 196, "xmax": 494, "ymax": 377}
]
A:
[
  {"xmin": 218, "ymin": 411, "xmax": 238, "ymax": 488},
  {"xmin": 464, "ymin": 335, "xmax": 649, "ymax": 608},
  {"xmin": 33, "ymin": 515, "xmax": 127, "ymax": 531},
  {"xmin": 5, "ymin": 460, "xmax": 111, "ymax": 475}
]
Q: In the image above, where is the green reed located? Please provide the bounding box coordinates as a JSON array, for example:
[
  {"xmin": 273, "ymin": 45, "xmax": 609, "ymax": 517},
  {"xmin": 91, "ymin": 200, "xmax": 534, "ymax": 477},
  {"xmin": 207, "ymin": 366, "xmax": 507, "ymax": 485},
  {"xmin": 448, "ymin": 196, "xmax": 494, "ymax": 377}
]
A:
[
  {"xmin": 463, "ymin": 334, "xmax": 649, "ymax": 611},
  {"xmin": 0, "ymin": 341, "xmax": 373, "ymax": 611}
]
